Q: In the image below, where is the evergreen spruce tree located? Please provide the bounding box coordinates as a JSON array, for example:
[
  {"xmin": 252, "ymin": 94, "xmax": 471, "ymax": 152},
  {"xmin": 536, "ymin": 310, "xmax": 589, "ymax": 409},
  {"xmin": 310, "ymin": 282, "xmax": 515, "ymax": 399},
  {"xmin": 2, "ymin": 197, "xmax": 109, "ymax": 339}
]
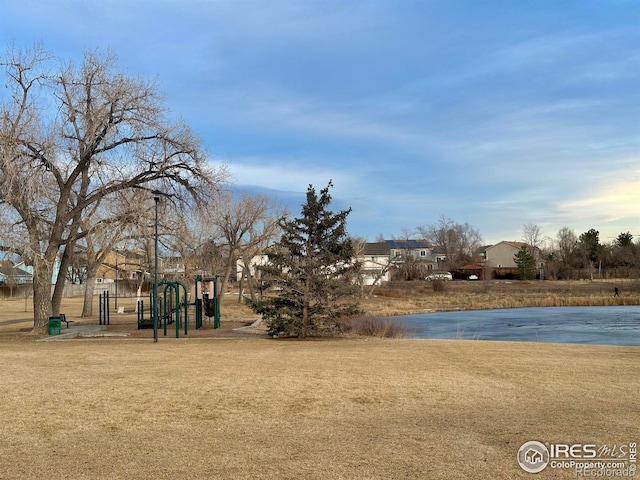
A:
[
  {"xmin": 251, "ymin": 181, "xmax": 360, "ymax": 337},
  {"xmin": 514, "ymin": 246, "xmax": 536, "ymax": 280}
]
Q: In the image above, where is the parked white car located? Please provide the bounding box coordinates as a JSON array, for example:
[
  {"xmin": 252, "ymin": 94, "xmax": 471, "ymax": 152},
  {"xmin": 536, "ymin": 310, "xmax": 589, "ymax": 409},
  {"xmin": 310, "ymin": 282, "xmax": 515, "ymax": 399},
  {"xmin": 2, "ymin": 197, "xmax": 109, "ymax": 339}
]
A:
[
  {"xmin": 468, "ymin": 274, "xmax": 479, "ymax": 280},
  {"xmin": 425, "ymin": 272, "xmax": 453, "ymax": 281}
]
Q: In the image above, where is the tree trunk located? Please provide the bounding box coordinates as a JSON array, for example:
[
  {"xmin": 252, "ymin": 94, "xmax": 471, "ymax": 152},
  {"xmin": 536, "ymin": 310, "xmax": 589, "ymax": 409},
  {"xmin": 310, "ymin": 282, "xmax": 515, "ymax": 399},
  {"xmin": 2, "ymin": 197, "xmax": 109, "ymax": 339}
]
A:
[
  {"xmin": 246, "ymin": 267, "xmax": 257, "ymax": 302},
  {"xmin": 82, "ymin": 273, "xmax": 98, "ymax": 317},
  {"xmin": 51, "ymin": 243, "xmax": 73, "ymax": 316},
  {"xmin": 135, "ymin": 283, "xmax": 142, "ymax": 312},
  {"xmin": 237, "ymin": 272, "xmax": 244, "ymax": 304},
  {"xmin": 238, "ymin": 264, "xmax": 256, "ymax": 303},
  {"xmin": 301, "ymin": 270, "xmax": 310, "ymax": 338},
  {"xmin": 32, "ymin": 262, "xmax": 54, "ymax": 333},
  {"xmin": 365, "ymin": 267, "xmax": 388, "ymax": 298},
  {"xmin": 365, "ymin": 282, "xmax": 379, "ymax": 299},
  {"xmin": 218, "ymin": 257, "xmax": 235, "ymax": 306}
]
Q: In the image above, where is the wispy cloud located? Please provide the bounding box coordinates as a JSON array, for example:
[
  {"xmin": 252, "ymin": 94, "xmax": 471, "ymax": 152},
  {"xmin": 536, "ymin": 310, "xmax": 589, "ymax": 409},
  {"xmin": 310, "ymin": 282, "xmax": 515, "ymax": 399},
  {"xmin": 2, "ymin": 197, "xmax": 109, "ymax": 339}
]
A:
[
  {"xmin": 2, "ymin": 0, "xmax": 638, "ymax": 243},
  {"xmin": 211, "ymin": 156, "xmax": 355, "ymax": 195}
]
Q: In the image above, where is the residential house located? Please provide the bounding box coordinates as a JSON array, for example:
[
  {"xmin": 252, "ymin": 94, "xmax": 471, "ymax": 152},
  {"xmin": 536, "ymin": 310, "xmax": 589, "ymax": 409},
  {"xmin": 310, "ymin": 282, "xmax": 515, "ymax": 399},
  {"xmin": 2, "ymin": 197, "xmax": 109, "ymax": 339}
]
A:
[
  {"xmin": 481, "ymin": 241, "xmax": 545, "ymax": 279},
  {"xmin": 386, "ymin": 240, "xmax": 444, "ymax": 270},
  {"xmin": 237, "ymin": 254, "xmax": 270, "ymax": 281},
  {"xmin": 162, "ymin": 255, "xmax": 186, "ymax": 276},
  {"xmin": 358, "ymin": 242, "xmax": 391, "ymax": 286},
  {"xmin": 0, "ymin": 261, "xmax": 33, "ymax": 298},
  {"xmin": 0, "ymin": 261, "xmax": 33, "ymax": 284},
  {"xmin": 233, "ymin": 239, "xmax": 448, "ymax": 288},
  {"xmin": 356, "ymin": 240, "xmax": 448, "ymax": 284},
  {"xmin": 387, "ymin": 239, "xmax": 428, "ymax": 262},
  {"xmin": 96, "ymin": 249, "xmax": 148, "ymax": 284}
]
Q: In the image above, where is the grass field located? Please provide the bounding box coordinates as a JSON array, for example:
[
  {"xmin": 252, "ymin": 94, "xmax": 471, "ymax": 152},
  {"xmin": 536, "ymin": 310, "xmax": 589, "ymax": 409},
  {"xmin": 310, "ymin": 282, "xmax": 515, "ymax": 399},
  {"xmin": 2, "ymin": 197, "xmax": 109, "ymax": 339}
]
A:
[
  {"xmin": 0, "ymin": 281, "xmax": 638, "ymax": 479},
  {"xmin": 362, "ymin": 278, "xmax": 640, "ymax": 317},
  {"xmin": 1, "ymin": 337, "xmax": 637, "ymax": 479}
]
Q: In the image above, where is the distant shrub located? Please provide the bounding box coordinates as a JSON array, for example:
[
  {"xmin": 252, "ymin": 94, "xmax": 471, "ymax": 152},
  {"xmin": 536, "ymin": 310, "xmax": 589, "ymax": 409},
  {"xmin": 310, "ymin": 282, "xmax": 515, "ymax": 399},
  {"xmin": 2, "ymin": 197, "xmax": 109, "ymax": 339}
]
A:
[
  {"xmin": 625, "ymin": 281, "xmax": 640, "ymax": 294},
  {"xmin": 431, "ymin": 279, "xmax": 447, "ymax": 292},
  {"xmin": 349, "ymin": 316, "xmax": 414, "ymax": 339}
]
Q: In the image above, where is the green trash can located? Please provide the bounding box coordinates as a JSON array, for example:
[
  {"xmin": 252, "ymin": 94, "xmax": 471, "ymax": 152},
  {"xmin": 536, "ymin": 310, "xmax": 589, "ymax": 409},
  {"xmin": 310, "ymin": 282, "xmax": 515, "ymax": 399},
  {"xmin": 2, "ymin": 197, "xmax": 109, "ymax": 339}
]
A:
[{"xmin": 48, "ymin": 316, "xmax": 61, "ymax": 335}]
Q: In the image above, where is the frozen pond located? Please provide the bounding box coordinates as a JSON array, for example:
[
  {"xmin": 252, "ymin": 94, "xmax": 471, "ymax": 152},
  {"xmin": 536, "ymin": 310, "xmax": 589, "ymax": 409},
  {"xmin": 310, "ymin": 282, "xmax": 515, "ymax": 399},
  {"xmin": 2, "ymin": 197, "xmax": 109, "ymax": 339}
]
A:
[{"xmin": 398, "ymin": 306, "xmax": 640, "ymax": 346}]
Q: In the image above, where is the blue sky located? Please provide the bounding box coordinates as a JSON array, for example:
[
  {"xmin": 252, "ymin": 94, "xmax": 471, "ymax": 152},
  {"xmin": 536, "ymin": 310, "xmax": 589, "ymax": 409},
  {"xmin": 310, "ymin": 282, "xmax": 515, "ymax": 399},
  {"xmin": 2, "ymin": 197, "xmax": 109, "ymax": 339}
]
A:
[{"xmin": 2, "ymin": 0, "xmax": 639, "ymax": 245}]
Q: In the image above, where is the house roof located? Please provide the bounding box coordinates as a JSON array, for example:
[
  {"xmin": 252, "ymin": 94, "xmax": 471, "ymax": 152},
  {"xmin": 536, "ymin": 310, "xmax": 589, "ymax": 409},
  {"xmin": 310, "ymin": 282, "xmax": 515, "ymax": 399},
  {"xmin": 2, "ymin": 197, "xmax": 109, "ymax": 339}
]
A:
[
  {"xmin": 487, "ymin": 241, "xmax": 529, "ymax": 250},
  {"xmin": 0, "ymin": 265, "xmax": 33, "ymax": 281},
  {"xmin": 362, "ymin": 242, "xmax": 390, "ymax": 255},
  {"xmin": 386, "ymin": 239, "xmax": 429, "ymax": 249},
  {"xmin": 505, "ymin": 241, "xmax": 529, "ymax": 248}
]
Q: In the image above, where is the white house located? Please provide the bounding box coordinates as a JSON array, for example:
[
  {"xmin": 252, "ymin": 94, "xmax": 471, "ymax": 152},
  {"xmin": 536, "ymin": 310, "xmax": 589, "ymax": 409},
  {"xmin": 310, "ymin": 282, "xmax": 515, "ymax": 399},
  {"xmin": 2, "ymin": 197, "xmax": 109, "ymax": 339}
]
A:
[
  {"xmin": 236, "ymin": 254, "xmax": 270, "ymax": 280},
  {"xmin": 358, "ymin": 242, "xmax": 392, "ymax": 286},
  {"xmin": 235, "ymin": 239, "xmax": 448, "ymax": 287},
  {"xmin": 386, "ymin": 240, "xmax": 445, "ymax": 271}
]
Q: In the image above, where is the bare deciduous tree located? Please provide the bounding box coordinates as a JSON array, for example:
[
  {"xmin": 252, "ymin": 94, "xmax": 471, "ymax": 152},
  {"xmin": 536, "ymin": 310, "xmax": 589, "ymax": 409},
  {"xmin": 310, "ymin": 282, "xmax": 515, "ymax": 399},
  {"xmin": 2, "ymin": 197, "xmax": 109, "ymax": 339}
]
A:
[
  {"xmin": 556, "ymin": 227, "xmax": 578, "ymax": 265},
  {"xmin": 417, "ymin": 215, "xmax": 483, "ymax": 271},
  {"xmin": 76, "ymin": 190, "xmax": 149, "ymax": 317},
  {"xmin": 207, "ymin": 192, "xmax": 284, "ymax": 303},
  {"xmin": 0, "ymin": 46, "xmax": 225, "ymax": 332},
  {"xmin": 521, "ymin": 222, "xmax": 549, "ymax": 279},
  {"xmin": 390, "ymin": 228, "xmax": 423, "ymax": 281},
  {"xmin": 522, "ymin": 223, "xmax": 548, "ymax": 251}
]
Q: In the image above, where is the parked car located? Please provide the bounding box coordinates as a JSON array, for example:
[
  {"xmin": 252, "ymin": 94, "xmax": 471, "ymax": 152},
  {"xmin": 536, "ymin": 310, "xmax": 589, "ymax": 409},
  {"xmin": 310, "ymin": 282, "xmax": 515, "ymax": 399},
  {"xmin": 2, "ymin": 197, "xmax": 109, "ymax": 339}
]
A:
[
  {"xmin": 468, "ymin": 274, "xmax": 479, "ymax": 280},
  {"xmin": 425, "ymin": 272, "xmax": 453, "ymax": 281}
]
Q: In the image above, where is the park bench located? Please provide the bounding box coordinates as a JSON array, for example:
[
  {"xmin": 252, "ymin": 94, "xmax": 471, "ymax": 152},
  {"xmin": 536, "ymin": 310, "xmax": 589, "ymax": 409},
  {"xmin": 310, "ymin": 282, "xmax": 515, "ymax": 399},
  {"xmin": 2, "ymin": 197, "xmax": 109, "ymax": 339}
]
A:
[{"xmin": 60, "ymin": 314, "xmax": 74, "ymax": 328}]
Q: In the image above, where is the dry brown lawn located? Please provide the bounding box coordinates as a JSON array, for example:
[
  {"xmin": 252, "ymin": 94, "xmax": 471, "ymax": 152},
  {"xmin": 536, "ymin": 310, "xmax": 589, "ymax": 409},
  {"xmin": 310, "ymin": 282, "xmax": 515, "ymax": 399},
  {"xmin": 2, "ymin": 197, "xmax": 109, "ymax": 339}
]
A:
[
  {"xmin": 0, "ymin": 281, "xmax": 638, "ymax": 479},
  {"xmin": 0, "ymin": 337, "xmax": 637, "ymax": 479},
  {"xmin": 362, "ymin": 279, "xmax": 640, "ymax": 317}
]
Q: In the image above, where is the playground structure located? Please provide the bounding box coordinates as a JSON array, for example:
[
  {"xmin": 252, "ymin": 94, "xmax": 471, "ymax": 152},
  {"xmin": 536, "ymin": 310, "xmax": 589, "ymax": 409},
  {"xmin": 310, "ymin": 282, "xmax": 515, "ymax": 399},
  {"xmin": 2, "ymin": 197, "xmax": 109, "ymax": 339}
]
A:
[{"xmin": 100, "ymin": 275, "xmax": 221, "ymax": 338}]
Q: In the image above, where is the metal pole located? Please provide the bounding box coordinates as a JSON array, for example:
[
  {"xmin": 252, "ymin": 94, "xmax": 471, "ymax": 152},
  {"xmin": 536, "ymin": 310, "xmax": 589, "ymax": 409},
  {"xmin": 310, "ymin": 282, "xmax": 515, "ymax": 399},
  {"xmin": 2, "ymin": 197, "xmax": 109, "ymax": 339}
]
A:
[
  {"xmin": 175, "ymin": 284, "xmax": 180, "ymax": 339},
  {"xmin": 152, "ymin": 191, "xmax": 161, "ymax": 342},
  {"xmin": 115, "ymin": 248, "xmax": 118, "ymax": 311},
  {"xmin": 213, "ymin": 274, "xmax": 220, "ymax": 329},
  {"xmin": 195, "ymin": 275, "xmax": 201, "ymax": 329}
]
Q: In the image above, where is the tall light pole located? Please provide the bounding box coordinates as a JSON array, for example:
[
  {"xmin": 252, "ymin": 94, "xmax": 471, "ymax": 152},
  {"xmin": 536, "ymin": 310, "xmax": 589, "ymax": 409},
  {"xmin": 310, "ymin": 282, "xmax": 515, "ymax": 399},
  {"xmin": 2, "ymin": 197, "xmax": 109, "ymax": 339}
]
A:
[
  {"xmin": 152, "ymin": 190, "xmax": 162, "ymax": 342},
  {"xmin": 114, "ymin": 247, "xmax": 118, "ymax": 311}
]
